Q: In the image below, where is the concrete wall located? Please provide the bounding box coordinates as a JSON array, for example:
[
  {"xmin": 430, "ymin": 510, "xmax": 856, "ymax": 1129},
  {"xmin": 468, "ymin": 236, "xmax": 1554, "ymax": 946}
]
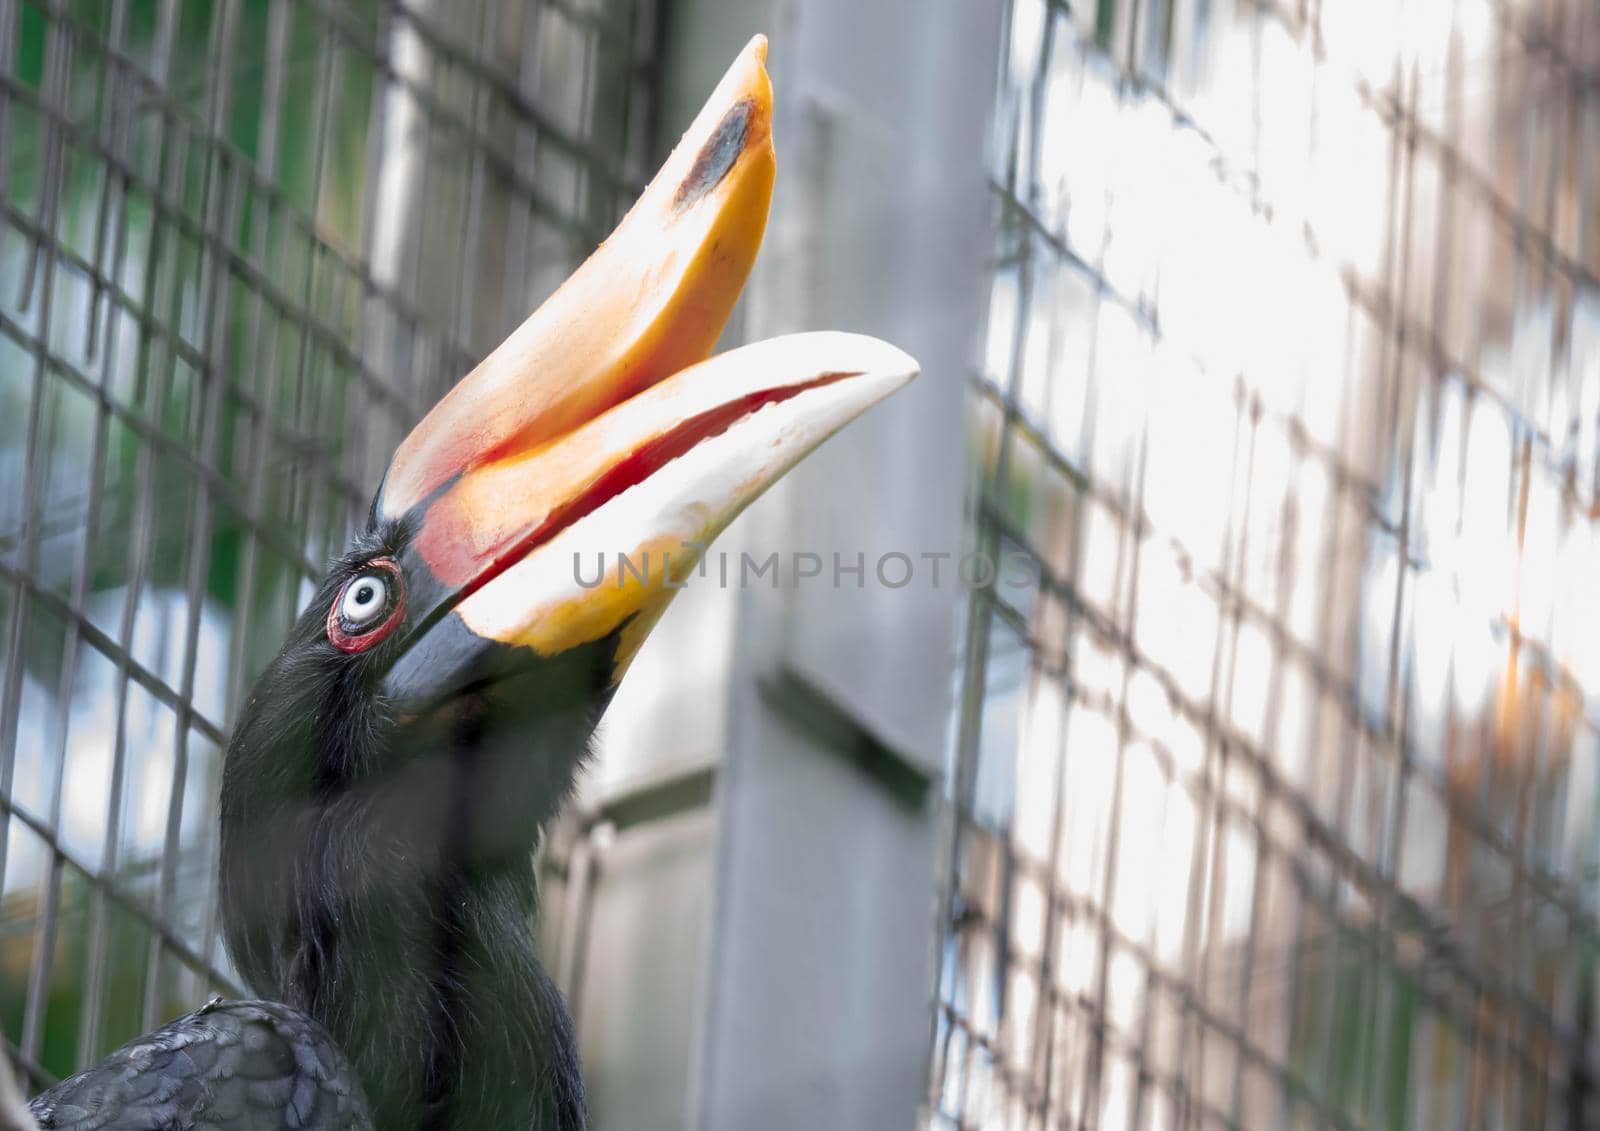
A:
[{"xmin": 658, "ymin": 3, "xmax": 1003, "ymax": 1128}]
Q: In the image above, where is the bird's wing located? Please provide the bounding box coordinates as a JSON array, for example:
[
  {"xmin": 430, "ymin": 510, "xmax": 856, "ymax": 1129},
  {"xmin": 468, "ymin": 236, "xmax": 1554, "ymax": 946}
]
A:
[{"xmin": 27, "ymin": 998, "xmax": 371, "ymax": 1131}]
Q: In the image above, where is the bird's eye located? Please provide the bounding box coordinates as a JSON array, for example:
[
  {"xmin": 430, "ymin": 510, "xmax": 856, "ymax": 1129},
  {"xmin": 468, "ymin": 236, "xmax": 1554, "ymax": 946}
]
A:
[
  {"xmin": 341, "ymin": 575, "xmax": 389, "ymax": 625},
  {"xmin": 327, "ymin": 558, "xmax": 405, "ymax": 653}
]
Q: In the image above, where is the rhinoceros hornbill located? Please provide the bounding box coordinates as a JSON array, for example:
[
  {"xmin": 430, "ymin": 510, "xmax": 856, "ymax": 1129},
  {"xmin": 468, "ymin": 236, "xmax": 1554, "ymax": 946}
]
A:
[{"xmin": 24, "ymin": 36, "xmax": 915, "ymax": 1131}]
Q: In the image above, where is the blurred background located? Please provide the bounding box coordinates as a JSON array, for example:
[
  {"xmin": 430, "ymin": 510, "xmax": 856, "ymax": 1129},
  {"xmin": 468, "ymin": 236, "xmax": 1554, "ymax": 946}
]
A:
[{"xmin": 0, "ymin": 0, "xmax": 1597, "ymax": 1129}]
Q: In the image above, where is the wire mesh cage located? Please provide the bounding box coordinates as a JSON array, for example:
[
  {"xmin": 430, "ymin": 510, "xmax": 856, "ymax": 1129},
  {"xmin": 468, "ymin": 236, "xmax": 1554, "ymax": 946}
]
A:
[
  {"xmin": 933, "ymin": 0, "xmax": 1600, "ymax": 1128},
  {"xmin": 0, "ymin": 0, "xmax": 659, "ymax": 1090}
]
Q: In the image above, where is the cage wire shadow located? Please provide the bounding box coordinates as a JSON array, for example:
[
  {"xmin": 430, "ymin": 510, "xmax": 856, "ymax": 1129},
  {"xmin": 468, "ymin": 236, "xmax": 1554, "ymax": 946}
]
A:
[
  {"xmin": 0, "ymin": 0, "xmax": 660, "ymax": 1090},
  {"xmin": 933, "ymin": 0, "xmax": 1600, "ymax": 1129}
]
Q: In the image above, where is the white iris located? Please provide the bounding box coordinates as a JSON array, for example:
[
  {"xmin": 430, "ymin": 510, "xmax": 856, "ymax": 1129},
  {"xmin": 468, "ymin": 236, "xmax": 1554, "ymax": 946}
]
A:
[{"xmin": 341, "ymin": 573, "xmax": 389, "ymax": 626}]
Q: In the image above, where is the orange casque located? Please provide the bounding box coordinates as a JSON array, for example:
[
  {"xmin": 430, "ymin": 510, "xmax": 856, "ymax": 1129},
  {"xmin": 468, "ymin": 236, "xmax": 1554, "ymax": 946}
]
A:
[{"xmin": 378, "ymin": 36, "xmax": 776, "ymax": 524}]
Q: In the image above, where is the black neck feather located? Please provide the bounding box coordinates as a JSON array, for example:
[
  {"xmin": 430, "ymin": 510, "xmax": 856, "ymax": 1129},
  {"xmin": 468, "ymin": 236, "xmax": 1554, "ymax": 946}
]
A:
[{"xmin": 218, "ymin": 632, "xmax": 615, "ymax": 1131}]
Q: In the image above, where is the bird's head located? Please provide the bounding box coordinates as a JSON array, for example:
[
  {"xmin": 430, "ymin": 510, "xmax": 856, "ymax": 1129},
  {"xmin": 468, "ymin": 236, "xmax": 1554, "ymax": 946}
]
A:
[{"xmin": 219, "ymin": 36, "xmax": 917, "ymax": 951}]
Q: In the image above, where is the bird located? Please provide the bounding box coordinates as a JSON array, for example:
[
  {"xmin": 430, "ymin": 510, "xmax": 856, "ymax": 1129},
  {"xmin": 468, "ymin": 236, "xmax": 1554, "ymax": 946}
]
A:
[{"xmin": 22, "ymin": 35, "xmax": 917, "ymax": 1131}]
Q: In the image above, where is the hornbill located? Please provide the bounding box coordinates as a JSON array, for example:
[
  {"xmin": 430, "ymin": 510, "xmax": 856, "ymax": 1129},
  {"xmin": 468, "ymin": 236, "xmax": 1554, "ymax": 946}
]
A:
[{"xmin": 24, "ymin": 36, "xmax": 916, "ymax": 1131}]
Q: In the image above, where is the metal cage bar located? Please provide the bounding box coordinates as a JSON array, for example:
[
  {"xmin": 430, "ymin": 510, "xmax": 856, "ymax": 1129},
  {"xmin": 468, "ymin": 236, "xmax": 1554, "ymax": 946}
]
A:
[
  {"xmin": 0, "ymin": 0, "xmax": 660, "ymax": 1088},
  {"xmin": 933, "ymin": 0, "xmax": 1600, "ymax": 1127}
]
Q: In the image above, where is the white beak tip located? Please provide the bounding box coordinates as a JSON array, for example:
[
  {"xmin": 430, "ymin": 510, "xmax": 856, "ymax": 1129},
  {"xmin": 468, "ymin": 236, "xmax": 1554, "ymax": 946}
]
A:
[{"xmin": 778, "ymin": 330, "xmax": 921, "ymax": 398}]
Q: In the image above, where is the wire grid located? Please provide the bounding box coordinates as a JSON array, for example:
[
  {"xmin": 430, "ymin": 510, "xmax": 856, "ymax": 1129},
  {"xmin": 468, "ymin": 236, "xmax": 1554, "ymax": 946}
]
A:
[
  {"xmin": 933, "ymin": 0, "xmax": 1600, "ymax": 1128},
  {"xmin": 0, "ymin": 0, "xmax": 659, "ymax": 1089}
]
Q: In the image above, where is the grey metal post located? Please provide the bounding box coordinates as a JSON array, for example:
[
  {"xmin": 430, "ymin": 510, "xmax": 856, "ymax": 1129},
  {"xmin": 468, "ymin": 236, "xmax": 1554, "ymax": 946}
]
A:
[{"xmin": 657, "ymin": 3, "xmax": 1003, "ymax": 1128}]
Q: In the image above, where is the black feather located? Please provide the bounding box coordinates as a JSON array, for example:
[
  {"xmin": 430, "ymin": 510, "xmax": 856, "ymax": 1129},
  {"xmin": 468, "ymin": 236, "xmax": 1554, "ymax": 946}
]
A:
[
  {"xmin": 28, "ymin": 999, "xmax": 371, "ymax": 1131},
  {"xmin": 34, "ymin": 519, "xmax": 619, "ymax": 1129}
]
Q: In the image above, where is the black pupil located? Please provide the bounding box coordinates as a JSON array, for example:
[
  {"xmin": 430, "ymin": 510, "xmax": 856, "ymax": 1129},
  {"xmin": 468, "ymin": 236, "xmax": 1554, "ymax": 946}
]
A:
[{"xmin": 356, "ymin": 583, "xmax": 376, "ymax": 605}]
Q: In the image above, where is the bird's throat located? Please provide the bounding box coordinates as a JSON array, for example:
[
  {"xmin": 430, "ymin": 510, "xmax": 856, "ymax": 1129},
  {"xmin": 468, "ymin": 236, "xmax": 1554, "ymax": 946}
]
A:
[
  {"xmin": 217, "ymin": 615, "xmax": 612, "ymax": 1130},
  {"xmin": 221, "ymin": 746, "xmax": 589, "ymax": 1130},
  {"xmin": 290, "ymin": 852, "xmax": 583, "ymax": 1131}
]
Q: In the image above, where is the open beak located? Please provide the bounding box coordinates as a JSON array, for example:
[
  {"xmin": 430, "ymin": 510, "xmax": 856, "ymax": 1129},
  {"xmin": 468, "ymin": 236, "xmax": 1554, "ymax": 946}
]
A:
[{"xmin": 377, "ymin": 37, "xmax": 918, "ymax": 707}]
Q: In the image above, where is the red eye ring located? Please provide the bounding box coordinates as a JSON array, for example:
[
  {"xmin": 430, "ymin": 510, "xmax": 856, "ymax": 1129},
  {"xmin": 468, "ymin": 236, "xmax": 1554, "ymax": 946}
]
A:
[{"xmin": 327, "ymin": 558, "xmax": 406, "ymax": 654}]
